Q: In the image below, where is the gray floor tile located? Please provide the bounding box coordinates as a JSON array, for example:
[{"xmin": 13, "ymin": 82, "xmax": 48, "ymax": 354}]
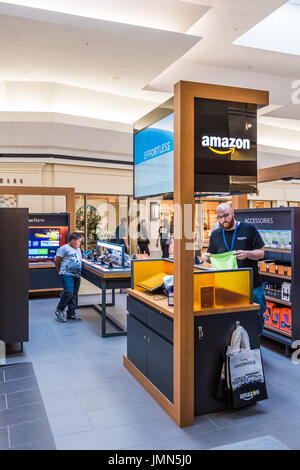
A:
[
  {"xmin": 6, "ymin": 389, "xmax": 43, "ymax": 409},
  {"xmin": 9, "ymin": 419, "xmax": 54, "ymax": 448},
  {"xmin": 87, "ymin": 401, "xmax": 167, "ymax": 430},
  {"xmin": 132, "ymin": 415, "xmax": 191, "ymax": 442},
  {"xmin": 48, "ymin": 412, "xmax": 93, "ymax": 436},
  {"xmin": 75, "ymin": 390, "xmax": 119, "ymax": 413},
  {"xmin": 12, "ymin": 296, "xmax": 300, "ymax": 451},
  {"xmin": 210, "ymin": 435, "xmax": 290, "ymax": 450},
  {"xmin": 42, "ymin": 395, "xmax": 85, "ymax": 418},
  {"xmin": 3, "ymin": 363, "xmax": 35, "ymax": 382},
  {"xmin": 0, "ymin": 376, "xmax": 38, "ymax": 396},
  {"xmin": 55, "ymin": 424, "xmax": 145, "ymax": 450},
  {"xmin": 113, "ymin": 388, "xmax": 154, "ymax": 408},
  {"xmin": 40, "ymin": 384, "xmax": 76, "ymax": 401},
  {"xmin": 0, "ymin": 427, "xmax": 9, "ymax": 450},
  {"xmin": 10, "ymin": 438, "xmax": 56, "ymax": 450},
  {"xmin": 0, "ymin": 403, "xmax": 48, "ymax": 427},
  {"xmin": 0, "ymin": 370, "xmax": 4, "ymax": 383},
  {"xmin": 0, "ymin": 395, "xmax": 7, "ymax": 411}
]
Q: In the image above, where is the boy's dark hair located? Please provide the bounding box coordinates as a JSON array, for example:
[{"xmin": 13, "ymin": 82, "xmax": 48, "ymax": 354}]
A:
[{"xmin": 69, "ymin": 232, "xmax": 82, "ymax": 242}]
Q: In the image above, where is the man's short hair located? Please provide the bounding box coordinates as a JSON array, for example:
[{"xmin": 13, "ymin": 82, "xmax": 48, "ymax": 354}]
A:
[{"xmin": 69, "ymin": 232, "xmax": 83, "ymax": 242}]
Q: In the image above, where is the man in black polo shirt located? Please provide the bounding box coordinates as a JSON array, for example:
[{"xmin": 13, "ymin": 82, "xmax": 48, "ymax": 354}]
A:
[{"xmin": 202, "ymin": 203, "xmax": 266, "ymax": 334}]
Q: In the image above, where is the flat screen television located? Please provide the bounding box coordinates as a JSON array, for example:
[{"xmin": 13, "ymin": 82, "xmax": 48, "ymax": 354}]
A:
[
  {"xmin": 28, "ymin": 227, "xmax": 61, "ymax": 260},
  {"xmin": 134, "ymin": 112, "xmax": 174, "ymax": 198}
]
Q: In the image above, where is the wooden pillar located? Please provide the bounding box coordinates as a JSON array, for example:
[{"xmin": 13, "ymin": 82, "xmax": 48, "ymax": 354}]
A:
[
  {"xmin": 173, "ymin": 81, "xmax": 269, "ymax": 428},
  {"xmin": 232, "ymin": 195, "xmax": 248, "ymax": 210},
  {"xmin": 173, "ymin": 82, "xmax": 195, "ymax": 427},
  {"xmin": 66, "ymin": 188, "xmax": 75, "ymax": 233}
]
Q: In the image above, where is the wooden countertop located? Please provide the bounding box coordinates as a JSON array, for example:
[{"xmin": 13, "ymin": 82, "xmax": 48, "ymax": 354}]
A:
[
  {"xmin": 29, "ymin": 262, "xmax": 55, "ymax": 269},
  {"xmin": 82, "ymin": 259, "xmax": 131, "ymax": 279},
  {"xmin": 127, "ymin": 288, "xmax": 260, "ymax": 319},
  {"xmin": 128, "ymin": 289, "xmax": 175, "ymax": 317}
]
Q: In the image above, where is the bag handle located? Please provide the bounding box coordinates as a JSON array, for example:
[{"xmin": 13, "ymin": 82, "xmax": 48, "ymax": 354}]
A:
[{"xmin": 230, "ymin": 325, "xmax": 250, "ymax": 353}]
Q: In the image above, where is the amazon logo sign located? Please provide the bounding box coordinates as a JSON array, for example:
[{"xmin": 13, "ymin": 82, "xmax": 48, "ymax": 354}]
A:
[{"xmin": 201, "ymin": 135, "xmax": 251, "ymax": 156}]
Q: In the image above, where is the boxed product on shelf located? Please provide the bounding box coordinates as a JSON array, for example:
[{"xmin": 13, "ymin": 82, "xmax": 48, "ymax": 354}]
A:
[
  {"xmin": 259, "ymin": 229, "xmax": 292, "ymax": 250},
  {"xmin": 271, "ymin": 308, "xmax": 281, "ymax": 329},
  {"xmin": 281, "ymin": 282, "xmax": 291, "ymax": 302},
  {"xmin": 264, "ymin": 301, "xmax": 275, "ymax": 326},
  {"xmin": 268, "ymin": 263, "xmax": 277, "ymax": 274},
  {"xmin": 259, "ymin": 261, "xmax": 267, "ymax": 272},
  {"xmin": 270, "ymin": 232, "xmax": 279, "ymax": 249},
  {"xmin": 279, "ymin": 308, "xmax": 292, "ymax": 334},
  {"xmin": 277, "ymin": 265, "xmax": 285, "ymax": 275}
]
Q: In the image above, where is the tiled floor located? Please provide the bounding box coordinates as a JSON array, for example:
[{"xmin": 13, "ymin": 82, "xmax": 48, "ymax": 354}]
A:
[
  {"xmin": 0, "ymin": 363, "xmax": 56, "ymax": 450},
  {"xmin": 4, "ymin": 294, "xmax": 300, "ymax": 450}
]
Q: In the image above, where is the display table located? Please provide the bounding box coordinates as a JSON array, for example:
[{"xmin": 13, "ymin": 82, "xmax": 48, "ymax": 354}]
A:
[
  {"xmin": 124, "ymin": 288, "xmax": 260, "ymax": 416},
  {"xmin": 81, "ymin": 260, "xmax": 131, "ymax": 337}
]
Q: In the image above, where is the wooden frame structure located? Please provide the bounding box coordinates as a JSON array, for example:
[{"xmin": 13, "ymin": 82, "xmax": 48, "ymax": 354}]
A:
[
  {"xmin": 258, "ymin": 162, "xmax": 300, "ymax": 183},
  {"xmin": 0, "ymin": 186, "xmax": 75, "ymax": 232},
  {"xmin": 172, "ymin": 81, "xmax": 269, "ymax": 427}
]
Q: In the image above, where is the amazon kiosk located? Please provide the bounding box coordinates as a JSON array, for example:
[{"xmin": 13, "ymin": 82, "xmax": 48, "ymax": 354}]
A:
[{"xmin": 124, "ymin": 81, "xmax": 269, "ymax": 427}]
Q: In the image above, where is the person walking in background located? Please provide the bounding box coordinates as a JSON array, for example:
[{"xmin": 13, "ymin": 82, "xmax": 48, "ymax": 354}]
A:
[
  {"xmin": 54, "ymin": 232, "xmax": 83, "ymax": 322},
  {"xmin": 156, "ymin": 218, "xmax": 170, "ymax": 258},
  {"xmin": 115, "ymin": 217, "xmax": 129, "ymax": 253},
  {"xmin": 137, "ymin": 219, "xmax": 150, "ymax": 256}
]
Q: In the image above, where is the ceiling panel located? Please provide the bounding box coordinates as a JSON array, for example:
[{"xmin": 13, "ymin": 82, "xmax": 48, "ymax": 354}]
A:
[
  {"xmin": 0, "ymin": 0, "xmax": 210, "ymax": 32},
  {"xmin": 0, "ymin": 5, "xmax": 201, "ymax": 93}
]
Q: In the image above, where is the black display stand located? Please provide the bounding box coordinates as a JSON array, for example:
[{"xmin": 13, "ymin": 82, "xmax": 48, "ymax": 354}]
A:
[
  {"xmin": 28, "ymin": 213, "xmax": 69, "ymax": 294},
  {"xmin": 235, "ymin": 208, "xmax": 300, "ymax": 355},
  {"xmin": 0, "ymin": 208, "xmax": 29, "ymax": 351},
  {"xmin": 127, "ymin": 293, "xmax": 259, "ymax": 414}
]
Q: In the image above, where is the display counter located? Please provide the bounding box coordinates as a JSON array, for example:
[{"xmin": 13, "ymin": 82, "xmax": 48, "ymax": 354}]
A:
[
  {"xmin": 29, "ymin": 262, "xmax": 62, "ymax": 294},
  {"xmin": 81, "ymin": 259, "xmax": 131, "ymax": 337},
  {"xmin": 124, "ymin": 259, "xmax": 260, "ymax": 416}
]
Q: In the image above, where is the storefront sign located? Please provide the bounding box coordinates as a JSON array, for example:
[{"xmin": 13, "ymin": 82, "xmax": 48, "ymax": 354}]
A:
[
  {"xmin": 202, "ymin": 135, "xmax": 251, "ymax": 154},
  {"xmin": 194, "ymin": 97, "xmax": 257, "ymax": 194},
  {"xmin": 235, "ymin": 210, "xmax": 291, "ymax": 231}
]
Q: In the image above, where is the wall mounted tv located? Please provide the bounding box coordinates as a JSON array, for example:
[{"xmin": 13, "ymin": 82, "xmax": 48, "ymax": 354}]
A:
[
  {"xmin": 28, "ymin": 226, "xmax": 68, "ymax": 260},
  {"xmin": 134, "ymin": 111, "xmax": 174, "ymax": 199}
]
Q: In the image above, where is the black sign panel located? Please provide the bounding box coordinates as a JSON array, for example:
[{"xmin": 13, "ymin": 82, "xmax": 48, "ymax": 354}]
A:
[
  {"xmin": 235, "ymin": 210, "xmax": 291, "ymax": 231},
  {"xmin": 194, "ymin": 98, "xmax": 258, "ymax": 194},
  {"xmin": 28, "ymin": 213, "xmax": 69, "ymax": 227}
]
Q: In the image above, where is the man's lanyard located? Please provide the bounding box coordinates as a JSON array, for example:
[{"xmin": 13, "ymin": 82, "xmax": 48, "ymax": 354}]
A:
[{"xmin": 222, "ymin": 221, "xmax": 239, "ymax": 252}]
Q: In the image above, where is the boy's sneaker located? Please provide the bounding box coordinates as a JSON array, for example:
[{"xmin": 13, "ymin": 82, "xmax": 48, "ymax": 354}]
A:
[
  {"xmin": 55, "ymin": 309, "xmax": 67, "ymax": 322},
  {"xmin": 67, "ymin": 312, "xmax": 82, "ymax": 320}
]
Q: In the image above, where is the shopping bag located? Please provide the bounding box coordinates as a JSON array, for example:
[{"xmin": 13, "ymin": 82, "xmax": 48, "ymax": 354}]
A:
[
  {"xmin": 210, "ymin": 251, "xmax": 238, "ymax": 270},
  {"xmin": 227, "ymin": 348, "xmax": 268, "ymax": 408},
  {"xmin": 217, "ymin": 325, "xmax": 268, "ymax": 408}
]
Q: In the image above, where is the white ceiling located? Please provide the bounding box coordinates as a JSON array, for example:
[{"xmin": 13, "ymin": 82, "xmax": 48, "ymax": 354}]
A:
[{"xmin": 0, "ymin": 0, "xmax": 300, "ymax": 166}]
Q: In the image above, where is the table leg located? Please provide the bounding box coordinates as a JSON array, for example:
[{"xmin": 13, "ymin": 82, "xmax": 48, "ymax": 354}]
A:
[{"xmin": 102, "ymin": 279, "xmax": 107, "ymax": 337}]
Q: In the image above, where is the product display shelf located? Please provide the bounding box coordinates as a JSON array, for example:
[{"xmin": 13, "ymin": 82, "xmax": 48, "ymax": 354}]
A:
[
  {"xmin": 265, "ymin": 296, "xmax": 291, "ymax": 307},
  {"xmin": 264, "ymin": 248, "xmax": 291, "ymax": 254},
  {"xmin": 264, "ymin": 324, "xmax": 292, "ymax": 338},
  {"xmin": 235, "ymin": 208, "xmax": 300, "ymax": 355},
  {"xmin": 259, "ymin": 271, "xmax": 291, "ymax": 281}
]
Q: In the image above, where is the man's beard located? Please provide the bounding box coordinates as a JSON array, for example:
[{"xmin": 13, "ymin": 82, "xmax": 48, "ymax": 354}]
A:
[{"xmin": 220, "ymin": 216, "xmax": 235, "ymax": 230}]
